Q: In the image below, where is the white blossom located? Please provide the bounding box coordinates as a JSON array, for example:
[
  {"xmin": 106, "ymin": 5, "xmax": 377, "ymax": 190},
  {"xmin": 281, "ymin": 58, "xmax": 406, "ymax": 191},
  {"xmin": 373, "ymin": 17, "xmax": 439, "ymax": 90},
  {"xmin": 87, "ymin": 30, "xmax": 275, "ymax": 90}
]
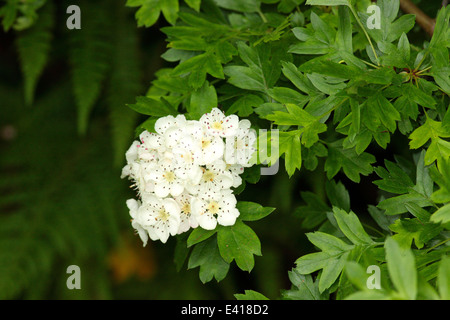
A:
[
  {"xmin": 127, "ymin": 199, "xmax": 148, "ymax": 247},
  {"xmin": 135, "ymin": 195, "xmax": 181, "ymax": 243},
  {"xmin": 146, "ymin": 158, "xmax": 185, "ymax": 198},
  {"xmin": 224, "ymin": 119, "xmax": 257, "ymax": 167},
  {"xmin": 191, "ymin": 190, "xmax": 240, "ymax": 230},
  {"xmin": 174, "ymin": 192, "xmax": 198, "ymax": 234},
  {"xmin": 200, "ymin": 108, "xmax": 239, "ymax": 137},
  {"xmin": 121, "ymin": 108, "xmax": 257, "ymax": 245}
]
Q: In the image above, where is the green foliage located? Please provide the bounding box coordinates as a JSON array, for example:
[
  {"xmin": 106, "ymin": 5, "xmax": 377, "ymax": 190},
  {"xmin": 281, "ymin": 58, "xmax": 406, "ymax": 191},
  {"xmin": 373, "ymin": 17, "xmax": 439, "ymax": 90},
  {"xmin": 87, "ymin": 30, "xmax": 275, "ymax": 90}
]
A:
[
  {"xmin": 15, "ymin": 1, "xmax": 53, "ymax": 106},
  {"xmin": 185, "ymin": 202, "xmax": 275, "ymax": 281},
  {"xmin": 1, "ymin": 0, "xmax": 449, "ymax": 300},
  {"xmin": 2, "ymin": 0, "xmax": 145, "ymax": 165},
  {"xmin": 0, "ymin": 83, "xmax": 125, "ymax": 299},
  {"xmin": 123, "ymin": 0, "xmax": 450, "ymax": 299}
]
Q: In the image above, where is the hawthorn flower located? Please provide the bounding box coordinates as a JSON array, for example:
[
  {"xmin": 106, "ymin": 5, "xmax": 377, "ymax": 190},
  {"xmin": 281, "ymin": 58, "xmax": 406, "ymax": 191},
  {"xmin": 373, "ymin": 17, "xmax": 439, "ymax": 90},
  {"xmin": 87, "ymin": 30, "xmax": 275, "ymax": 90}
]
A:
[
  {"xmin": 154, "ymin": 114, "xmax": 187, "ymax": 135},
  {"xmin": 135, "ymin": 195, "xmax": 181, "ymax": 243},
  {"xmin": 191, "ymin": 190, "xmax": 240, "ymax": 230},
  {"xmin": 174, "ymin": 192, "xmax": 198, "ymax": 234},
  {"xmin": 127, "ymin": 198, "xmax": 148, "ymax": 247},
  {"xmin": 122, "ymin": 109, "xmax": 258, "ymax": 245},
  {"xmin": 198, "ymin": 133, "xmax": 225, "ymax": 165},
  {"xmin": 200, "ymin": 108, "xmax": 239, "ymax": 137},
  {"xmin": 139, "ymin": 130, "xmax": 166, "ymax": 156},
  {"xmin": 226, "ymin": 163, "xmax": 245, "ymax": 188},
  {"xmin": 189, "ymin": 160, "xmax": 233, "ymax": 197},
  {"xmin": 172, "ymin": 134, "xmax": 203, "ymax": 182},
  {"xmin": 224, "ymin": 119, "xmax": 257, "ymax": 167},
  {"xmin": 146, "ymin": 158, "xmax": 185, "ymax": 198}
]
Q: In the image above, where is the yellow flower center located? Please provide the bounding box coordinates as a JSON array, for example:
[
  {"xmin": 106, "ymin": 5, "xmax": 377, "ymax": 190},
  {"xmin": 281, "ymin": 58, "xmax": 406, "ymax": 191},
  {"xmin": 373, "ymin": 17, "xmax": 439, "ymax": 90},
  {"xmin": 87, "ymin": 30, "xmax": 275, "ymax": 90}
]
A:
[
  {"xmin": 158, "ymin": 208, "xmax": 169, "ymax": 221},
  {"xmin": 211, "ymin": 121, "xmax": 223, "ymax": 131},
  {"xmin": 181, "ymin": 203, "xmax": 191, "ymax": 215},
  {"xmin": 207, "ymin": 201, "xmax": 220, "ymax": 214},
  {"xmin": 201, "ymin": 139, "xmax": 211, "ymax": 149},
  {"xmin": 202, "ymin": 170, "xmax": 216, "ymax": 182},
  {"xmin": 163, "ymin": 171, "xmax": 176, "ymax": 182}
]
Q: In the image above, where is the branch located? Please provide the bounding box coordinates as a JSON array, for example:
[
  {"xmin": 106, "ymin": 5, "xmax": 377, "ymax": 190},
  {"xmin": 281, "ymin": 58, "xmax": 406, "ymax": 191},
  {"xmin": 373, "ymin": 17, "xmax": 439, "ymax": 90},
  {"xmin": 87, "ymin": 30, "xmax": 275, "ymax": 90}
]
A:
[{"xmin": 399, "ymin": 0, "xmax": 436, "ymax": 37}]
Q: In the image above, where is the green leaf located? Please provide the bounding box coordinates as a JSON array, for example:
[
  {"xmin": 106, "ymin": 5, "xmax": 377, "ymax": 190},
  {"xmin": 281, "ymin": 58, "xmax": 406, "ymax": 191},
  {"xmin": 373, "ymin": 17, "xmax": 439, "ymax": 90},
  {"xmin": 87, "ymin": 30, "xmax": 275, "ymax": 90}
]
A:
[
  {"xmin": 429, "ymin": 5, "xmax": 450, "ymax": 48},
  {"xmin": 127, "ymin": 0, "xmax": 180, "ymax": 27},
  {"xmin": 374, "ymin": 160, "xmax": 415, "ymax": 194},
  {"xmin": 127, "ymin": 96, "xmax": 177, "ymax": 116},
  {"xmin": 188, "ymin": 236, "xmax": 230, "ymax": 283},
  {"xmin": 430, "ymin": 204, "xmax": 450, "ymax": 224},
  {"xmin": 295, "ymin": 252, "xmax": 337, "ymax": 274},
  {"xmin": 0, "ymin": 0, "xmax": 17, "ymax": 31},
  {"xmin": 368, "ymin": 204, "xmax": 396, "ymax": 232},
  {"xmin": 378, "ymin": 192, "xmax": 434, "ymax": 216},
  {"xmin": 225, "ymin": 42, "xmax": 283, "ymax": 92},
  {"xmin": 306, "ymin": 0, "xmax": 349, "ymax": 6},
  {"xmin": 403, "ymin": 83, "xmax": 436, "ymax": 109},
  {"xmin": 333, "ymin": 207, "xmax": 374, "ymax": 245},
  {"xmin": 438, "ymin": 256, "xmax": 450, "ymax": 300},
  {"xmin": 409, "ymin": 117, "xmax": 450, "ymax": 165},
  {"xmin": 325, "ymin": 180, "xmax": 350, "ymax": 212},
  {"xmin": 226, "ymin": 94, "xmax": 263, "ymax": 117},
  {"xmin": 281, "ymin": 61, "xmax": 317, "ymax": 95},
  {"xmin": 384, "ymin": 237, "xmax": 417, "ymax": 300},
  {"xmin": 281, "ymin": 130, "xmax": 302, "ymax": 177},
  {"xmin": 295, "ymin": 208, "xmax": 369, "ymax": 293},
  {"xmin": 184, "ymin": 0, "xmax": 201, "ymax": 11},
  {"xmin": 389, "ymin": 218, "xmax": 442, "ymax": 249},
  {"xmin": 409, "ymin": 117, "xmax": 450, "ymax": 149},
  {"xmin": 307, "ymin": 231, "xmax": 354, "ymax": 253},
  {"xmin": 187, "ymin": 227, "xmax": 217, "ymax": 247},
  {"xmin": 319, "ymin": 251, "xmax": 349, "ymax": 293},
  {"xmin": 337, "ymin": 6, "xmax": 352, "ymax": 53},
  {"xmin": 267, "ymin": 87, "xmax": 308, "ymax": 106},
  {"xmin": 294, "ymin": 191, "xmax": 329, "ymax": 229},
  {"xmin": 214, "ymin": 0, "xmax": 260, "ymax": 13},
  {"xmin": 303, "ymin": 142, "xmax": 328, "ymax": 171},
  {"xmin": 306, "ymin": 73, "xmax": 346, "ymax": 95},
  {"xmin": 430, "ymin": 158, "xmax": 450, "ymax": 203},
  {"xmin": 237, "ymin": 202, "xmax": 275, "ymax": 222},
  {"xmin": 16, "ymin": 2, "xmax": 54, "ymax": 106},
  {"xmin": 344, "ymin": 261, "xmax": 370, "ymax": 292},
  {"xmin": 345, "ymin": 290, "xmax": 390, "ymax": 300},
  {"xmin": 267, "ymin": 104, "xmax": 327, "ymax": 148},
  {"xmin": 325, "ymin": 140, "xmax": 376, "ymax": 183},
  {"xmin": 283, "ymin": 270, "xmax": 328, "ymax": 300},
  {"xmin": 189, "ymin": 81, "xmax": 217, "ymax": 119},
  {"xmin": 300, "ymin": 59, "xmax": 363, "ymax": 80},
  {"xmin": 405, "ymin": 202, "xmax": 431, "ymax": 222},
  {"xmin": 266, "ymin": 104, "xmax": 315, "ymax": 126},
  {"xmin": 367, "ymin": 93, "xmax": 400, "ymax": 133},
  {"xmin": 174, "ymin": 233, "xmax": 190, "ymax": 271},
  {"xmin": 234, "ymin": 290, "xmax": 269, "ymax": 300},
  {"xmin": 397, "ymin": 33, "xmax": 410, "ymax": 64},
  {"xmin": 216, "ymin": 221, "xmax": 262, "ymax": 272},
  {"xmin": 224, "ymin": 66, "xmax": 267, "ymax": 91},
  {"xmin": 413, "ymin": 150, "xmax": 434, "ymax": 198},
  {"xmin": 172, "ymin": 52, "xmax": 224, "ymax": 84}
]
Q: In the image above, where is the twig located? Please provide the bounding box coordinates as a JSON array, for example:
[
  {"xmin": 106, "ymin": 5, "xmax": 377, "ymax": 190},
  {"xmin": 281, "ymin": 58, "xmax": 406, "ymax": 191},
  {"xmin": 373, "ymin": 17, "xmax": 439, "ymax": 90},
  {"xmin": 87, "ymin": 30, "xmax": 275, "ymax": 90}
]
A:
[{"xmin": 399, "ymin": 0, "xmax": 436, "ymax": 37}]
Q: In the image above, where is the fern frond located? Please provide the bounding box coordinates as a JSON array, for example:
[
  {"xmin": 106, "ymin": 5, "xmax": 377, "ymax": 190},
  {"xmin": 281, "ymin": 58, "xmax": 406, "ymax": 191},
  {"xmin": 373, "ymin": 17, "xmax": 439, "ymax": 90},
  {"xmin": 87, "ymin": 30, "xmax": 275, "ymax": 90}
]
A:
[
  {"xmin": 67, "ymin": 0, "xmax": 113, "ymax": 135},
  {"xmin": 15, "ymin": 1, "xmax": 54, "ymax": 106},
  {"xmin": 107, "ymin": 4, "xmax": 143, "ymax": 166},
  {"xmin": 0, "ymin": 82, "xmax": 126, "ymax": 299}
]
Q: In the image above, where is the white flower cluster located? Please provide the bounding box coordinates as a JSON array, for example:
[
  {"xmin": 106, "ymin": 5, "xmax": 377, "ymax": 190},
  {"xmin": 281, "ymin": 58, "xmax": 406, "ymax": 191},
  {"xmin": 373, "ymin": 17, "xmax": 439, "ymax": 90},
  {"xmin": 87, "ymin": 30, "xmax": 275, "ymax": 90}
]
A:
[{"xmin": 121, "ymin": 108, "xmax": 257, "ymax": 245}]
